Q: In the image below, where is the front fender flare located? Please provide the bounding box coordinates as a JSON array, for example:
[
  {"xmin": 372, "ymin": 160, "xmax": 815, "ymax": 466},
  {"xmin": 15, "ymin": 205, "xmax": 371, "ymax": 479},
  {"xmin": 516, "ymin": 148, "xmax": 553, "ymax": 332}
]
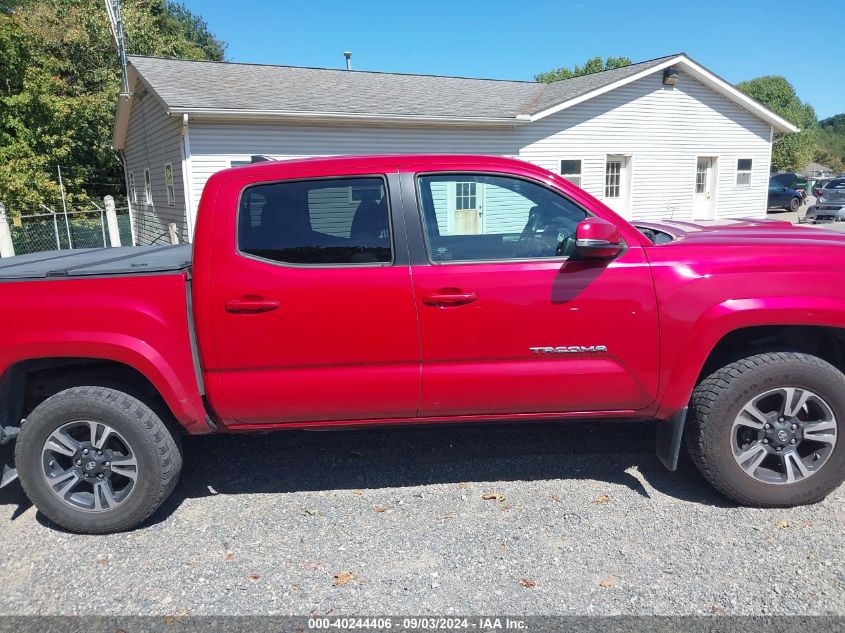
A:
[{"xmin": 655, "ymin": 296, "xmax": 845, "ymax": 418}]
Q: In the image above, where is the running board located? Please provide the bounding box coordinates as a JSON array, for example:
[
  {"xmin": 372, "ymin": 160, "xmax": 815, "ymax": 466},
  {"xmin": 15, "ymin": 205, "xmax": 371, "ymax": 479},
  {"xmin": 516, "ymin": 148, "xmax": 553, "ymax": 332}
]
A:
[{"xmin": 655, "ymin": 407, "xmax": 688, "ymax": 471}]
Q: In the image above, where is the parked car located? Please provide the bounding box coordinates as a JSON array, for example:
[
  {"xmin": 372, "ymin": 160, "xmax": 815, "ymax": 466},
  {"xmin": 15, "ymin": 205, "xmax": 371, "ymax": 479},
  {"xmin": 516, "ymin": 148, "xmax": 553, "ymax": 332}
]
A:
[
  {"xmin": 1, "ymin": 154, "xmax": 845, "ymax": 534},
  {"xmin": 771, "ymin": 172, "xmax": 809, "ymax": 199},
  {"xmin": 812, "ymin": 178, "xmax": 832, "ymax": 198},
  {"xmin": 767, "ymin": 178, "xmax": 802, "ymax": 212},
  {"xmin": 803, "ymin": 177, "xmax": 845, "ymax": 223}
]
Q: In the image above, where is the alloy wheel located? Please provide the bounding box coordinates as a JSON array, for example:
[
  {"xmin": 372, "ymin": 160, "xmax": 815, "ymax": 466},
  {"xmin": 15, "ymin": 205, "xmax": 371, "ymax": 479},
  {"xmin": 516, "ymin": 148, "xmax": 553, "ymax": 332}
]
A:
[
  {"xmin": 731, "ymin": 387, "xmax": 837, "ymax": 485},
  {"xmin": 40, "ymin": 420, "xmax": 138, "ymax": 512}
]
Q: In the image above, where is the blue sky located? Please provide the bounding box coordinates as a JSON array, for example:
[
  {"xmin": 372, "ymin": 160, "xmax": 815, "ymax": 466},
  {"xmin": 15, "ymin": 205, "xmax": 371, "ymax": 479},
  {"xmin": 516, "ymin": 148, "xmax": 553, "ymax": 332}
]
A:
[{"xmin": 182, "ymin": 0, "xmax": 843, "ymax": 119}]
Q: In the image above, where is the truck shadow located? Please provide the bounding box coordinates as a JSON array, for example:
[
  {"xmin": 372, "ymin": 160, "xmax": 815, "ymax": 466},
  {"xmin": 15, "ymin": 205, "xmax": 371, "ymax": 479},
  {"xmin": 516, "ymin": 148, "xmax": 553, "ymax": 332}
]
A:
[
  {"xmin": 1, "ymin": 419, "xmax": 735, "ymax": 532},
  {"xmin": 144, "ymin": 419, "xmax": 733, "ymax": 526}
]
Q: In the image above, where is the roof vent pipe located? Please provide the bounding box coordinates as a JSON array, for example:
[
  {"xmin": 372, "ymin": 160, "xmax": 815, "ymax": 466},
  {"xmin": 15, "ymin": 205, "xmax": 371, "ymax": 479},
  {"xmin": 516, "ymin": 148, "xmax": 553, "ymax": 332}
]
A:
[{"xmin": 344, "ymin": 51, "xmax": 352, "ymax": 70}]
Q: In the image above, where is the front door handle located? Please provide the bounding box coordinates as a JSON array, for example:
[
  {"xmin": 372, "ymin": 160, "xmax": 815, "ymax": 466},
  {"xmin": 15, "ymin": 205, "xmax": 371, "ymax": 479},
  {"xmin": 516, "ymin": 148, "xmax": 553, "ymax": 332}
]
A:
[
  {"xmin": 422, "ymin": 290, "xmax": 479, "ymax": 307},
  {"xmin": 225, "ymin": 296, "xmax": 280, "ymax": 314}
]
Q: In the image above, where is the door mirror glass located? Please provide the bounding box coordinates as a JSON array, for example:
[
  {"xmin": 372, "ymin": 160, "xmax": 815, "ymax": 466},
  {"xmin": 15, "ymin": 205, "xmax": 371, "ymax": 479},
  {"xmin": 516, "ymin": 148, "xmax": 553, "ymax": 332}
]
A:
[{"xmin": 574, "ymin": 217, "xmax": 623, "ymax": 260}]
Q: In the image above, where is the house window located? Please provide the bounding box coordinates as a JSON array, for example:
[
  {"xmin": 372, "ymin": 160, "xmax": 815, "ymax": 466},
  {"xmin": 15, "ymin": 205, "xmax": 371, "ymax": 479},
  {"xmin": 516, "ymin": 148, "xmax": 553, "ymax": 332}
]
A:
[
  {"xmin": 695, "ymin": 163, "xmax": 707, "ymax": 194},
  {"xmin": 605, "ymin": 159, "xmax": 622, "ymax": 198},
  {"xmin": 455, "ymin": 182, "xmax": 477, "ymax": 210},
  {"xmin": 143, "ymin": 169, "xmax": 152, "ymax": 205},
  {"xmin": 128, "ymin": 172, "xmax": 136, "ymax": 204},
  {"xmin": 349, "ymin": 182, "xmax": 384, "ymax": 204},
  {"xmin": 230, "ymin": 160, "xmax": 251, "ymax": 168},
  {"xmin": 736, "ymin": 159, "xmax": 753, "ymax": 187},
  {"xmin": 164, "ymin": 162, "xmax": 175, "ymax": 206},
  {"xmin": 560, "ymin": 160, "xmax": 582, "ymax": 188}
]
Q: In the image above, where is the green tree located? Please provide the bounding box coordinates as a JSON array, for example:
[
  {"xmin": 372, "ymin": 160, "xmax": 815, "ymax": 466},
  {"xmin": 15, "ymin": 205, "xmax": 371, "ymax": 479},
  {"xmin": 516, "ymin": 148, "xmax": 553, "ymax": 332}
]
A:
[
  {"xmin": 735, "ymin": 75, "xmax": 817, "ymax": 172},
  {"xmin": 0, "ymin": 0, "xmax": 225, "ymax": 214},
  {"xmin": 535, "ymin": 56, "xmax": 631, "ymax": 83},
  {"xmin": 815, "ymin": 114, "xmax": 845, "ymax": 171}
]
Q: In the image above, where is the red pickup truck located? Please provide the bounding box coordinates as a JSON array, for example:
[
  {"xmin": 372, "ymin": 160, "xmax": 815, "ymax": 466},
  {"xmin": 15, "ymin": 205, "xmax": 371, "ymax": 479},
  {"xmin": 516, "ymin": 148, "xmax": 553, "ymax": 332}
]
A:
[{"xmin": 1, "ymin": 155, "xmax": 843, "ymax": 533}]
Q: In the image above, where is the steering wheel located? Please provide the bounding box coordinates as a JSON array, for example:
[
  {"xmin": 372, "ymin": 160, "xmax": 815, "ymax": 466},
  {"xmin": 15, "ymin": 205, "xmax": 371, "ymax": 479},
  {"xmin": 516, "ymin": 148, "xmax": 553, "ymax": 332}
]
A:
[{"xmin": 512, "ymin": 207, "xmax": 543, "ymax": 258}]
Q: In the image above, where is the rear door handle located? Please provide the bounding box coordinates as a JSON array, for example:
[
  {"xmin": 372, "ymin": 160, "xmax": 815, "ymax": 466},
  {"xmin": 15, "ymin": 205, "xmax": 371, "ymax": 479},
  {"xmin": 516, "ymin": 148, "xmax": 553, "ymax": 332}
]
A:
[
  {"xmin": 225, "ymin": 296, "xmax": 280, "ymax": 314},
  {"xmin": 422, "ymin": 290, "xmax": 479, "ymax": 307}
]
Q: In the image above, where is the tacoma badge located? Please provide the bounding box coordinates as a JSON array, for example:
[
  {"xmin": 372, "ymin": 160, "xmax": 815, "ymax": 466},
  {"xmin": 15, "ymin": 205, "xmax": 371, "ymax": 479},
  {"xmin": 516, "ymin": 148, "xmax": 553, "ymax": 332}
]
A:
[{"xmin": 530, "ymin": 345, "xmax": 608, "ymax": 355}]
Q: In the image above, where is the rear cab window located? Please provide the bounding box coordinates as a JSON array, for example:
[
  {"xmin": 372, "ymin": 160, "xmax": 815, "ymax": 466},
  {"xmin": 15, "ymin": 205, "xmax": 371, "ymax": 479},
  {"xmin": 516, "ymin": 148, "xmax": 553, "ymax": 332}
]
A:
[{"xmin": 237, "ymin": 177, "xmax": 392, "ymax": 265}]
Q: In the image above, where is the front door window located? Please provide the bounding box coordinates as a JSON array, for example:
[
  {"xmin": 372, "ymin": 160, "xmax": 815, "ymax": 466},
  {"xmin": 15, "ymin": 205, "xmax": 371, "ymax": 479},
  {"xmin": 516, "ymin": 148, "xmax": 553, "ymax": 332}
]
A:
[{"xmin": 418, "ymin": 174, "xmax": 587, "ymax": 263}]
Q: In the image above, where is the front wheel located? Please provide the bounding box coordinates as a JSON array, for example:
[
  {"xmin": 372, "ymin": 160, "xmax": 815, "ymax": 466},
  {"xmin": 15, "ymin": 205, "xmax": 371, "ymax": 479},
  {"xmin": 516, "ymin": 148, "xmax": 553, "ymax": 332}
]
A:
[
  {"xmin": 15, "ymin": 387, "xmax": 182, "ymax": 533},
  {"xmin": 686, "ymin": 352, "xmax": 844, "ymax": 507},
  {"xmin": 789, "ymin": 197, "xmax": 801, "ymax": 212}
]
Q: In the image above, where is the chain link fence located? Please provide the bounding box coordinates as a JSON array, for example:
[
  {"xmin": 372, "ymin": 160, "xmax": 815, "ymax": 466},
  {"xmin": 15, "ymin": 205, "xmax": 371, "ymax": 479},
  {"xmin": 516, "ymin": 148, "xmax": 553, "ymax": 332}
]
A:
[{"xmin": 8, "ymin": 206, "xmax": 132, "ymax": 256}]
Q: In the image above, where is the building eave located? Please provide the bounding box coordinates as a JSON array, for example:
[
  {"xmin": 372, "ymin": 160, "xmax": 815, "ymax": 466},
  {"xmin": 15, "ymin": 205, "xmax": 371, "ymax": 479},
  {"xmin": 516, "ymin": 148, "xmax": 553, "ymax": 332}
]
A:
[{"xmin": 167, "ymin": 107, "xmax": 527, "ymax": 128}]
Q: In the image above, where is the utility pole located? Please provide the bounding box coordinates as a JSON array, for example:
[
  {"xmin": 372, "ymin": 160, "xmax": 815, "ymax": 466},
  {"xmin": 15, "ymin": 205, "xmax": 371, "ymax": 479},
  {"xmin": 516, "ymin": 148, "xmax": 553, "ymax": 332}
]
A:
[{"xmin": 104, "ymin": 0, "xmax": 130, "ymax": 97}]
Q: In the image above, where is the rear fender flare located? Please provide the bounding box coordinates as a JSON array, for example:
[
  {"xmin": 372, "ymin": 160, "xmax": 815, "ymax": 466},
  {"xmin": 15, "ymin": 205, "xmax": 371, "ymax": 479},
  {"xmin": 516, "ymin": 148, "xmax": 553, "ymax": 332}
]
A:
[{"xmin": 0, "ymin": 332, "xmax": 209, "ymax": 434}]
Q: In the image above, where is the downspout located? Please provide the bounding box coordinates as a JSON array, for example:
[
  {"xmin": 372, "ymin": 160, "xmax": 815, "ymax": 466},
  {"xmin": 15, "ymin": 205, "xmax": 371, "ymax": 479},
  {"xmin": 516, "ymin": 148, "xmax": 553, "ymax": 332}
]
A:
[
  {"xmin": 119, "ymin": 148, "xmax": 136, "ymax": 245},
  {"xmin": 179, "ymin": 113, "xmax": 196, "ymax": 243}
]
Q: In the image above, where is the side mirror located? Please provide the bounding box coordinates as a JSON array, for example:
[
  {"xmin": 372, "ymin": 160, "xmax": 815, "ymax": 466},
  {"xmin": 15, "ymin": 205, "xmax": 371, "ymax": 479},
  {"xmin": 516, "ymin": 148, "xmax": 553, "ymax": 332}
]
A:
[{"xmin": 573, "ymin": 217, "xmax": 624, "ymax": 260}]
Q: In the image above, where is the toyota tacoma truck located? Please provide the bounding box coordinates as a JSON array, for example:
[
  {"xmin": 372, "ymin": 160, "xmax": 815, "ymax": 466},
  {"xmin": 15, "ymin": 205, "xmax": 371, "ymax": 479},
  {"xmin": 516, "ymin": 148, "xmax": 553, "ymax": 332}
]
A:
[{"xmin": 0, "ymin": 155, "xmax": 843, "ymax": 534}]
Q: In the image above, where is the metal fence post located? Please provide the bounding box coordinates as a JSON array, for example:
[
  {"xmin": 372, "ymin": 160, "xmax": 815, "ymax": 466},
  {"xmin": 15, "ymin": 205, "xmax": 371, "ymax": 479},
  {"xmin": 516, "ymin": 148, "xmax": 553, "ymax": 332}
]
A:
[
  {"xmin": 104, "ymin": 196, "xmax": 121, "ymax": 247},
  {"xmin": 52, "ymin": 211, "xmax": 60, "ymax": 249},
  {"xmin": 0, "ymin": 203, "xmax": 15, "ymax": 258}
]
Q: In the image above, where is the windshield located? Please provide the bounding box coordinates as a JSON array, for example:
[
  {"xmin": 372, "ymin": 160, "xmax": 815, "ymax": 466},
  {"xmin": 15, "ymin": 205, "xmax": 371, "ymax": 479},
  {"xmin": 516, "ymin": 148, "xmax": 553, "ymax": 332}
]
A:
[{"xmin": 824, "ymin": 179, "xmax": 845, "ymax": 190}]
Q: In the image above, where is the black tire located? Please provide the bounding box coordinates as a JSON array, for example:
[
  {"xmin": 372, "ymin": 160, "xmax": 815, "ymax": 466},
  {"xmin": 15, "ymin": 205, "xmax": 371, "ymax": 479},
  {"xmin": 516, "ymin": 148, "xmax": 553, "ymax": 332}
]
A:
[
  {"xmin": 15, "ymin": 386, "xmax": 182, "ymax": 533},
  {"xmin": 686, "ymin": 352, "xmax": 845, "ymax": 507},
  {"xmin": 789, "ymin": 197, "xmax": 801, "ymax": 212}
]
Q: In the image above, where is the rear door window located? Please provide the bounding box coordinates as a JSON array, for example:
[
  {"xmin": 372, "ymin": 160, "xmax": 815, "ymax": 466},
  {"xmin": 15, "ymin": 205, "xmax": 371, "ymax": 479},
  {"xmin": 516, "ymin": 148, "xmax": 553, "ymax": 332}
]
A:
[{"xmin": 238, "ymin": 177, "xmax": 392, "ymax": 265}]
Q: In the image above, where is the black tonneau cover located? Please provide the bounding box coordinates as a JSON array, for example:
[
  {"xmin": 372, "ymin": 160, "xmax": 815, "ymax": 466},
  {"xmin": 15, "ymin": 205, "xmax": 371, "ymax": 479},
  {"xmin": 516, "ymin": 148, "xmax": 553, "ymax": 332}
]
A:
[{"xmin": 0, "ymin": 245, "xmax": 192, "ymax": 281}]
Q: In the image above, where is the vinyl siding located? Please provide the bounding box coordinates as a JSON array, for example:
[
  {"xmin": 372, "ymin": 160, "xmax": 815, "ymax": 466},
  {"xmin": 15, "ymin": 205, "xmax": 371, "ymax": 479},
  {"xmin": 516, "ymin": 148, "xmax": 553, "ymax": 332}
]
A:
[
  {"xmin": 122, "ymin": 93, "xmax": 188, "ymax": 244},
  {"xmin": 187, "ymin": 122, "xmax": 519, "ymax": 225},
  {"xmin": 157, "ymin": 68, "xmax": 773, "ymax": 236},
  {"xmin": 515, "ymin": 70, "xmax": 772, "ymax": 220}
]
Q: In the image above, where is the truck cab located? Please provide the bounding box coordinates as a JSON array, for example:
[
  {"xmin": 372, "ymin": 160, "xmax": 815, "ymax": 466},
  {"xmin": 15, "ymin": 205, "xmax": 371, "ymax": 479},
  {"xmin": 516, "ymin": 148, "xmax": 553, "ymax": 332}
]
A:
[{"xmin": 192, "ymin": 155, "xmax": 659, "ymax": 427}]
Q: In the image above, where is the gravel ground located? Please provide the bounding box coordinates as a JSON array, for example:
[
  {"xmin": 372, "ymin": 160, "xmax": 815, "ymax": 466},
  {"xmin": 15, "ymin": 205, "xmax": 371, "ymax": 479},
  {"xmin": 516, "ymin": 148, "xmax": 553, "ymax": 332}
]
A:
[{"xmin": 0, "ymin": 420, "xmax": 842, "ymax": 616}]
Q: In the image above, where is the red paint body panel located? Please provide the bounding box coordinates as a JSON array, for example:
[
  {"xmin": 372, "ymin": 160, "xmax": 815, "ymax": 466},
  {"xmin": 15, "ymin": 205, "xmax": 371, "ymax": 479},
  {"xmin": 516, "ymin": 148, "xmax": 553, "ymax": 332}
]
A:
[
  {"xmin": 4, "ymin": 154, "xmax": 845, "ymax": 435},
  {"xmin": 645, "ymin": 230, "xmax": 845, "ymax": 418},
  {"xmin": 410, "ymin": 253, "xmax": 659, "ymax": 415},
  {"xmin": 0, "ymin": 273, "xmax": 209, "ymax": 432}
]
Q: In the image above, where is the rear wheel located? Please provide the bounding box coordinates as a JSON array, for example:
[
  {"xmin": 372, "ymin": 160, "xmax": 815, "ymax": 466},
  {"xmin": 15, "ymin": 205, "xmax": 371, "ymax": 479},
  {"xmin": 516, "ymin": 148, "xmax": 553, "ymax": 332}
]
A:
[
  {"xmin": 686, "ymin": 352, "xmax": 844, "ymax": 506},
  {"xmin": 15, "ymin": 387, "xmax": 181, "ymax": 533}
]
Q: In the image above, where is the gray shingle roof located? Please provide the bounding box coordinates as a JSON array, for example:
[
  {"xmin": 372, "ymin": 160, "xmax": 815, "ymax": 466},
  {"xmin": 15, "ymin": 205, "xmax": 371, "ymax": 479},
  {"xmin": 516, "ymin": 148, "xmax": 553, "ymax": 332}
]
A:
[
  {"xmin": 127, "ymin": 54, "xmax": 681, "ymax": 120},
  {"xmin": 524, "ymin": 56, "xmax": 677, "ymax": 114}
]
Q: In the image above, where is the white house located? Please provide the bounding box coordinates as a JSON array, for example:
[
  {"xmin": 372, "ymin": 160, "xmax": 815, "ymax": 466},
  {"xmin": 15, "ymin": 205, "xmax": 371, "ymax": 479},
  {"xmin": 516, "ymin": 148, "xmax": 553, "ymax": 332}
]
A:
[{"xmin": 112, "ymin": 53, "xmax": 797, "ymax": 244}]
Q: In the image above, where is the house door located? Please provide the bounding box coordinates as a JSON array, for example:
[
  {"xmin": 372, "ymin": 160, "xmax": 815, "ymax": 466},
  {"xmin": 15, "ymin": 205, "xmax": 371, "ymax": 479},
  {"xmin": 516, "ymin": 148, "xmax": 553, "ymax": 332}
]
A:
[
  {"xmin": 604, "ymin": 155, "xmax": 631, "ymax": 217},
  {"xmin": 453, "ymin": 181, "xmax": 482, "ymax": 234},
  {"xmin": 693, "ymin": 157, "xmax": 717, "ymax": 220}
]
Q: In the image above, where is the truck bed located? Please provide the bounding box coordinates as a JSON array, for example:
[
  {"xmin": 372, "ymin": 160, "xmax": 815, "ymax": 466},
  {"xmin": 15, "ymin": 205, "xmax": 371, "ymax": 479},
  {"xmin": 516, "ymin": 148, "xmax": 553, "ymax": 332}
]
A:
[{"xmin": 0, "ymin": 245, "xmax": 192, "ymax": 280}]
